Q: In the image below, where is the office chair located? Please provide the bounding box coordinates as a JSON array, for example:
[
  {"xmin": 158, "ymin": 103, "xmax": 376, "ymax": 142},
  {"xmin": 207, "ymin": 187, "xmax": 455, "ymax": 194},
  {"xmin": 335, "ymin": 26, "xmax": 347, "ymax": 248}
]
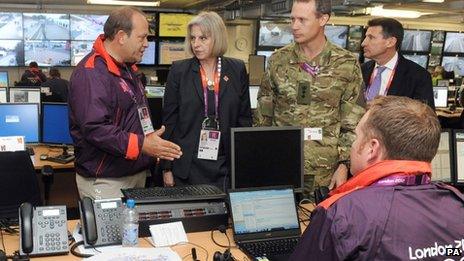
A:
[{"xmin": 0, "ymin": 151, "xmax": 42, "ymax": 225}]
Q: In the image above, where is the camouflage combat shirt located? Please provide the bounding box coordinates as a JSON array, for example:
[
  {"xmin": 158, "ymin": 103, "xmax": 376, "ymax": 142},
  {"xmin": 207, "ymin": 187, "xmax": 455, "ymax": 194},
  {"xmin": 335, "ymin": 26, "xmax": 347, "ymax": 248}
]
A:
[{"xmin": 256, "ymin": 40, "xmax": 365, "ymax": 186}]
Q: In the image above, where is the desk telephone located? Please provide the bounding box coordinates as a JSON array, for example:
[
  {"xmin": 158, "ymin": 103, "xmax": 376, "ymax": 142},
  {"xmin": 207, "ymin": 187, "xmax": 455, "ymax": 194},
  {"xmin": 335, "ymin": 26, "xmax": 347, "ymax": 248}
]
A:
[
  {"xmin": 79, "ymin": 197, "xmax": 123, "ymax": 248},
  {"xmin": 19, "ymin": 203, "xmax": 69, "ymax": 257}
]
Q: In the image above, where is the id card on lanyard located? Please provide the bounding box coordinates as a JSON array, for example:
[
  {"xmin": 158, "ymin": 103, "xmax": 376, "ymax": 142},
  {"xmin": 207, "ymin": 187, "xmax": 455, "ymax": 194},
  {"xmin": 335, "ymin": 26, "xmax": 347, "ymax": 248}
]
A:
[
  {"xmin": 120, "ymin": 69, "xmax": 155, "ymax": 136},
  {"xmin": 198, "ymin": 58, "xmax": 221, "ymax": 161}
]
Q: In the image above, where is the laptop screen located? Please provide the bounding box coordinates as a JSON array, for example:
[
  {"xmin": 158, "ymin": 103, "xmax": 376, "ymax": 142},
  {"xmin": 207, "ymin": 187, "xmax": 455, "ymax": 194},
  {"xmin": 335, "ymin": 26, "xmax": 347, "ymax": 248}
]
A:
[
  {"xmin": 433, "ymin": 86, "xmax": 448, "ymax": 108},
  {"xmin": 229, "ymin": 188, "xmax": 299, "ymax": 235}
]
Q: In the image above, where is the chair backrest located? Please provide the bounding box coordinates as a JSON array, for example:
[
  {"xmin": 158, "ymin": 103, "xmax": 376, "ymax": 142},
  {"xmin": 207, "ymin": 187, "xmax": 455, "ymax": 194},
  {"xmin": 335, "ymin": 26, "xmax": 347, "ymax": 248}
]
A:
[{"xmin": 0, "ymin": 151, "xmax": 42, "ymax": 224}]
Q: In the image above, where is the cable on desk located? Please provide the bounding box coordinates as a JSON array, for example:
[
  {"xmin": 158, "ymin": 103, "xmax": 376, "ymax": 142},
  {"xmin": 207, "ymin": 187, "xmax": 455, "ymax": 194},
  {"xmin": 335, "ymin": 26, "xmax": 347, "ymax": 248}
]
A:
[
  {"xmin": 210, "ymin": 225, "xmax": 231, "ymax": 248},
  {"xmin": 172, "ymin": 242, "xmax": 209, "ymax": 261},
  {"xmin": 70, "ymin": 241, "xmax": 93, "ymax": 258}
]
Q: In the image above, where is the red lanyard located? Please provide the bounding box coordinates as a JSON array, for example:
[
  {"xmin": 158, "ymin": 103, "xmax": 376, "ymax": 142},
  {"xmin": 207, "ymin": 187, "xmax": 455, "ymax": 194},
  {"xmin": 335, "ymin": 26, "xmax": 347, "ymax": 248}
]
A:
[
  {"xmin": 368, "ymin": 62, "xmax": 398, "ymax": 96},
  {"xmin": 199, "ymin": 57, "xmax": 221, "ymax": 119}
]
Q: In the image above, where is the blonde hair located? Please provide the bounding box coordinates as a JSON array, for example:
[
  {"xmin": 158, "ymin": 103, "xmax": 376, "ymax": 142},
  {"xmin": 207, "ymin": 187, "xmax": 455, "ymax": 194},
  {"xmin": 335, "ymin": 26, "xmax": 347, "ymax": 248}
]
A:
[{"xmin": 185, "ymin": 11, "xmax": 228, "ymax": 57}]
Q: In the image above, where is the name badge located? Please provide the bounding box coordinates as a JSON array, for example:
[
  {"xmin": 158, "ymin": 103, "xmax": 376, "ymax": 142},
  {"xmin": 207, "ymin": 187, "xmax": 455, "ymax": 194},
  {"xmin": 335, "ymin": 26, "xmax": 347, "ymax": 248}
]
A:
[
  {"xmin": 138, "ymin": 106, "xmax": 155, "ymax": 135},
  {"xmin": 304, "ymin": 127, "xmax": 323, "ymax": 141},
  {"xmin": 197, "ymin": 129, "xmax": 221, "ymax": 161}
]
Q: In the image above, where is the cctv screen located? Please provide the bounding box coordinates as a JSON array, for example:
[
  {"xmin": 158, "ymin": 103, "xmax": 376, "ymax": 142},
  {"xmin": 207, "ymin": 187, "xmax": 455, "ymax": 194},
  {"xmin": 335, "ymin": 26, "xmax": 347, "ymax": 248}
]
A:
[
  {"xmin": 325, "ymin": 25, "xmax": 349, "ymax": 48},
  {"xmin": 8, "ymin": 88, "xmax": 40, "ymax": 103},
  {"xmin": 444, "ymin": 32, "xmax": 464, "ymax": 53},
  {"xmin": 401, "ymin": 30, "xmax": 431, "ymax": 52},
  {"xmin": 431, "ymin": 131, "xmax": 452, "ymax": 182}
]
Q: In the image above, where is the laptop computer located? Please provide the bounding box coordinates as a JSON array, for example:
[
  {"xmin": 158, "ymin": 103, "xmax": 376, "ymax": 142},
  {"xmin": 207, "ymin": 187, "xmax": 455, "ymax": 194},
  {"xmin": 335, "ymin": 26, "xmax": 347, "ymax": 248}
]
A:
[{"xmin": 228, "ymin": 186, "xmax": 301, "ymax": 261}]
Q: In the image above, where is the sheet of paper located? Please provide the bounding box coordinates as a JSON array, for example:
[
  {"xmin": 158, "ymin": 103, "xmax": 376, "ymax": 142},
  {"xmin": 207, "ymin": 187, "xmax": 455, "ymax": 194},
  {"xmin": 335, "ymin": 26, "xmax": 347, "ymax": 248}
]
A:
[
  {"xmin": 149, "ymin": 221, "xmax": 188, "ymax": 247},
  {"xmin": 0, "ymin": 136, "xmax": 25, "ymax": 152},
  {"xmin": 85, "ymin": 247, "xmax": 181, "ymax": 261}
]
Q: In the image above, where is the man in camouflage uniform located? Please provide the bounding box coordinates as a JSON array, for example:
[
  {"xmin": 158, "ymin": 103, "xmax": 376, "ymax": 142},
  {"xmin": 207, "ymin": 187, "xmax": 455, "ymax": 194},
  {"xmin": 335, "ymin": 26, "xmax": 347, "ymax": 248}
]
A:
[{"xmin": 255, "ymin": 0, "xmax": 365, "ymax": 198}]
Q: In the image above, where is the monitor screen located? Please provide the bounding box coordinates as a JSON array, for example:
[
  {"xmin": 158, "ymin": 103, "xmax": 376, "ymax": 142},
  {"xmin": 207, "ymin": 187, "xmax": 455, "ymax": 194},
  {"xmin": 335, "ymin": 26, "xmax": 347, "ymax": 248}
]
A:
[
  {"xmin": 8, "ymin": 87, "xmax": 40, "ymax": 103},
  {"xmin": 24, "ymin": 40, "xmax": 71, "ymax": 66},
  {"xmin": 444, "ymin": 32, "xmax": 464, "ymax": 54},
  {"xmin": 231, "ymin": 127, "xmax": 304, "ymax": 192},
  {"xmin": 401, "ymin": 30, "xmax": 431, "ymax": 52},
  {"xmin": 249, "ymin": 86, "xmax": 259, "ymax": 109},
  {"xmin": 258, "ymin": 20, "xmax": 293, "ymax": 47},
  {"xmin": 0, "ymin": 12, "xmax": 23, "ymax": 39},
  {"xmin": 146, "ymin": 13, "xmax": 156, "ymax": 36},
  {"xmin": 71, "ymin": 40, "xmax": 93, "ymax": 66},
  {"xmin": 442, "ymin": 56, "xmax": 464, "ymax": 77},
  {"xmin": 0, "ymin": 88, "xmax": 6, "ymax": 103},
  {"xmin": 70, "ymin": 14, "xmax": 107, "ymax": 40},
  {"xmin": 455, "ymin": 131, "xmax": 464, "ymax": 183},
  {"xmin": 0, "ymin": 103, "xmax": 39, "ymax": 143},
  {"xmin": 0, "ymin": 71, "xmax": 8, "ymax": 87},
  {"xmin": 139, "ymin": 41, "xmax": 156, "ymax": 65},
  {"xmin": 433, "ymin": 86, "xmax": 448, "ymax": 108},
  {"xmin": 158, "ymin": 13, "xmax": 194, "ymax": 37},
  {"xmin": 325, "ymin": 25, "xmax": 348, "ymax": 48},
  {"xmin": 41, "ymin": 103, "xmax": 73, "ymax": 144},
  {"xmin": 431, "ymin": 131, "xmax": 453, "ymax": 182},
  {"xmin": 0, "ymin": 40, "xmax": 24, "ymax": 66},
  {"xmin": 158, "ymin": 40, "xmax": 188, "ymax": 65},
  {"xmin": 403, "ymin": 54, "xmax": 429, "ymax": 69},
  {"xmin": 23, "ymin": 13, "xmax": 70, "ymax": 41},
  {"xmin": 147, "ymin": 97, "xmax": 163, "ymax": 130}
]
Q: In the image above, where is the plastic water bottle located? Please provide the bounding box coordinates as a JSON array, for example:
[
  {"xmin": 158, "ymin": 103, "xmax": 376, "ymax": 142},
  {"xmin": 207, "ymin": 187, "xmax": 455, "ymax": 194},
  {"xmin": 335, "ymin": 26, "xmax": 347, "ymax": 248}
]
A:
[{"xmin": 122, "ymin": 199, "xmax": 139, "ymax": 247}]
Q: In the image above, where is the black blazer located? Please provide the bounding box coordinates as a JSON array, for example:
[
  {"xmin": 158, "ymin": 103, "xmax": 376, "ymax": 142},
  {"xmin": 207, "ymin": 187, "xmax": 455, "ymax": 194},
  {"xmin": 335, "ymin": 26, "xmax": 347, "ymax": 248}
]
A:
[
  {"xmin": 161, "ymin": 57, "xmax": 252, "ymax": 179},
  {"xmin": 361, "ymin": 55, "xmax": 435, "ymax": 109}
]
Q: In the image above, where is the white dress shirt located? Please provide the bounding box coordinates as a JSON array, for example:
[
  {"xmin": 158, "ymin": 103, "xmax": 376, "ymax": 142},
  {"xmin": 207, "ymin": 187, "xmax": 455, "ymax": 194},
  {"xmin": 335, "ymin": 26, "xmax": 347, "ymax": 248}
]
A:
[{"xmin": 371, "ymin": 52, "xmax": 399, "ymax": 96}]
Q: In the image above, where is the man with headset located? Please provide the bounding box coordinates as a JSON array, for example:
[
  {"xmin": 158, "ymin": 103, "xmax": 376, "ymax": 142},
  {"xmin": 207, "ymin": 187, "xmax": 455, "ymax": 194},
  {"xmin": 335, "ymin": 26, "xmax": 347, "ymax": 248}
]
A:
[{"xmin": 291, "ymin": 96, "xmax": 464, "ymax": 260}]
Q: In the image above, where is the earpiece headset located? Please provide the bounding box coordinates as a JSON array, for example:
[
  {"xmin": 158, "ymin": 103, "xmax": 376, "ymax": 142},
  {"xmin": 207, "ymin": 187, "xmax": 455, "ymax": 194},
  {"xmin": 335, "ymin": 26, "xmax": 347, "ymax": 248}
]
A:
[{"xmin": 212, "ymin": 225, "xmax": 235, "ymax": 261}]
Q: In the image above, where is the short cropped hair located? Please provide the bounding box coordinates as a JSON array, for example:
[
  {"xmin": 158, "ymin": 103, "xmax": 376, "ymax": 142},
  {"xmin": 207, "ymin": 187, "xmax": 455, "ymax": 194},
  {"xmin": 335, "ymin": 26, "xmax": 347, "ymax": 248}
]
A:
[
  {"xmin": 185, "ymin": 11, "xmax": 228, "ymax": 57},
  {"xmin": 29, "ymin": 61, "xmax": 38, "ymax": 68},
  {"xmin": 362, "ymin": 96, "xmax": 440, "ymax": 162},
  {"xmin": 294, "ymin": 0, "xmax": 332, "ymax": 17},
  {"xmin": 49, "ymin": 67, "xmax": 60, "ymax": 78},
  {"xmin": 104, "ymin": 6, "xmax": 145, "ymax": 40},
  {"xmin": 367, "ymin": 18, "xmax": 404, "ymax": 50}
]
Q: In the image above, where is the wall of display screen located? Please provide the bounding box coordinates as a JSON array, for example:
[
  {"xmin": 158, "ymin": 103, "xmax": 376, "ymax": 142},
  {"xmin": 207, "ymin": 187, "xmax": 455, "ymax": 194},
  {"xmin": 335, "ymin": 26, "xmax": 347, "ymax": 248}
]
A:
[
  {"xmin": 0, "ymin": 11, "xmax": 195, "ymax": 67},
  {"xmin": 255, "ymin": 19, "xmax": 464, "ymax": 74}
]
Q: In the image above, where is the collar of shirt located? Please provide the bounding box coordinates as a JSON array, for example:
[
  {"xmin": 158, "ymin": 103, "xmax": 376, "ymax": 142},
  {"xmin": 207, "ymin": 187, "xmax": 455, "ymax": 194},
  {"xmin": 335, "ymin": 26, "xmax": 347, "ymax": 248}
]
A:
[
  {"xmin": 291, "ymin": 40, "xmax": 334, "ymax": 67},
  {"xmin": 375, "ymin": 52, "xmax": 398, "ymax": 71},
  {"xmin": 373, "ymin": 52, "xmax": 398, "ymax": 95}
]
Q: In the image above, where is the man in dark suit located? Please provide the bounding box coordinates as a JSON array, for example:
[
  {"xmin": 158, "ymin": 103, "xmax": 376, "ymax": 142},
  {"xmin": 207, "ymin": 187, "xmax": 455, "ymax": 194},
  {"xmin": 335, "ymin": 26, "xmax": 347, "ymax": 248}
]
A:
[{"xmin": 360, "ymin": 18, "xmax": 435, "ymax": 109}]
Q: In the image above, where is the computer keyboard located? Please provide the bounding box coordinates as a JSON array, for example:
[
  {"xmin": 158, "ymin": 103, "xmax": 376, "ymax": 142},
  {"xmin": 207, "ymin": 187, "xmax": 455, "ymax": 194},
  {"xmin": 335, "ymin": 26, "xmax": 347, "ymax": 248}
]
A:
[
  {"xmin": 241, "ymin": 238, "xmax": 299, "ymax": 257},
  {"xmin": 121, "ymin": 184, "xmax": 226, "ymax": 203}
]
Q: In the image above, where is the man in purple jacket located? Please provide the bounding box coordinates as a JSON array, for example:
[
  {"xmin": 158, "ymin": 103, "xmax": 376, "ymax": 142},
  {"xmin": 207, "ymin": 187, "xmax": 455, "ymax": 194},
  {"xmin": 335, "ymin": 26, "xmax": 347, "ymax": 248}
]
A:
[
  {"xmin": 291, "ymin": 96, "xmax": 464, "ymax": 260},
  {"xmin": 69, "ymin": 7, "xmax": 182, "ymax": 199}
]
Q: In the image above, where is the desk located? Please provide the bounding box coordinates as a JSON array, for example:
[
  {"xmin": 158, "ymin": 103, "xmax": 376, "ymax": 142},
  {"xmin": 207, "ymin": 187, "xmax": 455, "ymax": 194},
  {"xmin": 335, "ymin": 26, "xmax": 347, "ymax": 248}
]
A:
[
  {"xmin": 436, "ymin": 107, "xmax": 463, "ymax": 118},
  {"xmin": 2, "ymin": 205, "xmax": 313, "ymax": 260},
  {"xmin": 32, "ymin": 145, "xmax": 74, "ymax": 170}
]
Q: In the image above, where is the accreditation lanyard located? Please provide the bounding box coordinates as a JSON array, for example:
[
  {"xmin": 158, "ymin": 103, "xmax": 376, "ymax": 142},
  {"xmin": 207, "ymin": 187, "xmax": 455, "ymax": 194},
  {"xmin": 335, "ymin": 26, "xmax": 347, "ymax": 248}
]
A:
[
  {"xmin": 199, "ymin": 57, "xmax": 221, "ymax": 120},
  {"xmin": 366, "ymin": 62, "xmax": 398, "ymax": 97},
  {"xmin": 371, "ymin": 174, "xmax": 431, "ymax": 187},
  {"xmin": 119, "ymin": 66, "xmax": 145, "ymax": 106}
]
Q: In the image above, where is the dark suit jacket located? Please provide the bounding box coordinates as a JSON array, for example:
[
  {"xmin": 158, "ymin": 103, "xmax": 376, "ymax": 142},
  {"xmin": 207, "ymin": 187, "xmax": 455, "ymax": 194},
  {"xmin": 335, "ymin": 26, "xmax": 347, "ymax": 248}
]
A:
[
  {"xmin": 361, "ymin": 55, "xmax": 435, "ymax": 109},
  {"xmin": 161, "ymin": 57, "xmax": 252, "ymax": 179}
]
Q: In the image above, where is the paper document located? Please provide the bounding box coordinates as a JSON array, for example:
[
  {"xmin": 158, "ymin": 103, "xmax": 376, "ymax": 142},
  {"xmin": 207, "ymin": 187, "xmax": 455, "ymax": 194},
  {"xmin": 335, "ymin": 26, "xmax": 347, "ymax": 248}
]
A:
[{"xmin": 149, "ymin": 221, "xmax": 188, "ymax": 247}]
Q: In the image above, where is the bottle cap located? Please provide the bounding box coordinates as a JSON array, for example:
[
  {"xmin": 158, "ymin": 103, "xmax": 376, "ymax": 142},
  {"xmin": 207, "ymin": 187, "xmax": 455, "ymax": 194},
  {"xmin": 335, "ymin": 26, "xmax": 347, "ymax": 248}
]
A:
[{"xmin": 126, "ymin": 199, "xmax": 135, "ymax": 208}]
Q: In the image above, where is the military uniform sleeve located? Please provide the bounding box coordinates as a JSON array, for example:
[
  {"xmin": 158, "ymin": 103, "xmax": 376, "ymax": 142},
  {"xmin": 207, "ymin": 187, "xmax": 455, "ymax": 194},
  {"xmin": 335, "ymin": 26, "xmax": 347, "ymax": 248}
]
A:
[
  {"xmin": 338, "ymin": 60, "xmax": 365, "ymax": 161},
  {"xmin": 255, "ymin": 56, "xmax": 276, "ymax": 126}
]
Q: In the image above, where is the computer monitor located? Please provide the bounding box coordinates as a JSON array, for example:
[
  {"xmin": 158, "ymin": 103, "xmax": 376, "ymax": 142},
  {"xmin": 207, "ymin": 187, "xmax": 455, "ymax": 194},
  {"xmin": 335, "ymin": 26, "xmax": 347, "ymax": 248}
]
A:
[
  {"xmin": 23, "ymin": 13, "xmax": 70, "ymax": 41},
  {"xmin": 442, "ymin": 56, "xmax": 464, "ymax": 77},
  {"xmin": 249, "ymin": 86, "xmax": 259, "ymax": 110},
  {"xmin": 147, "ymin": 97, "xmax": 163, "ymax": 130},
  {"xmin": 139, "ymin": 41, "xmax": 156, "ymax": 65},
  {"xmin": 431, "ymin": 130, "xmax": 454, "ymax": 183},
  {"xmin": 0, "ymin": 71, "xmax": 8, "ymax": 87},
  {"xmin": 454, "ymin": 130, "xmax": 464, "ymax": 183},
  {"xmin": 0, "ymin": 88, "xmax": 7, "ymax": 103},
  {"xmin": 158, "ymin": 40, "xmax": 187, "ymax": 65},
  {"xmin": 444, "ymin": 32, "xmax": 464, "ymax": 54},
  {"xmin": 41, "ymin": 103, "xmax": 73, "ymax": 145},
  {"xmin": 433, "ymin": 86, "xmax": 448, "ymax": 108},
  {"xmin": 403, "ymin": 54, "xmax": 429, "ymax": 69},
  {"xmin": 231, "ymin": 126, "xmax": 304, "ymax": 193},
  {"xmin": 401, "ymin": 30, "xmax": 432, "ymax": 52},
  {"xmin": 0, "ymin": 40, "xmax": 24, "ymax": 66},
  {"xmin": 0, "ymin": 103, "xmax": 39, "ymax": 143},
  {"xmin": 258, "ymin": 20, "xmax": 293, "ymax": 47},
  {"xmin": 325, "ymin": 25, "xmax": 348, "ymax": 49},
  {"xmin": 8, "ymin": 87, "xmax": 40, "ymax": 104}
]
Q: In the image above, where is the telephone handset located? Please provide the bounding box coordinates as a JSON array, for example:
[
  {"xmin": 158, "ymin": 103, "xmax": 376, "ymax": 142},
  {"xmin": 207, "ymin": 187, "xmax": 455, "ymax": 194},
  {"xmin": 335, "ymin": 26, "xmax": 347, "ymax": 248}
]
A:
[
  {"xmin": 19, "ymin": 203, "xmax": 69, "ymax": 257},
  {"xmin": 78, "ymin": 197, "xmax": 123, "ymax": 248}
]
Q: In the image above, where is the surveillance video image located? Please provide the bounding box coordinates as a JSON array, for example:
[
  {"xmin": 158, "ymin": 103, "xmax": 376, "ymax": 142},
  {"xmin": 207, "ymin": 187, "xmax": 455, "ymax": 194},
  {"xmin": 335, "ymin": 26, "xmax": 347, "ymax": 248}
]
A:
[
  {"xmin": 0, "ymin": 40, "xmax": 23, "ymax": 66},
  {"xmin": 23, "ymin": 13, "xmax": 70, "ymax": 40},
  {"xmin": 444, "ymin": 32, "xmax": 464, "ymax": 53},
  {"xmin": 259, "ymin": 21, "xmax": 293, "ymax": 47},
  {"xmin": 71, "ymin": 40, "xmax": 93, "ymax": 66},
  {"xmin": 403, "ymin": 54, "xmax": 428, "ymax": 69},
  {"xmin": 442, "ymin": 56, "xmax": 464, "ymax": 76},
  {"xmin": 401, "ymin": 30, "xmax": 431, "ymax": 52},
  {"xmin": 70, "ymin": 14, "xmax": 107, "ymax": 41},
  {"xmin": 25, "ymin": 40, "xmax": 71, "ymax": 66},
  {"xmin": 325, "ymin": 25, "xmax": 348, "ymax": 48},
  {"xmin": 0, "ymin": 12, "xmax": 23, "ymax": 39}
]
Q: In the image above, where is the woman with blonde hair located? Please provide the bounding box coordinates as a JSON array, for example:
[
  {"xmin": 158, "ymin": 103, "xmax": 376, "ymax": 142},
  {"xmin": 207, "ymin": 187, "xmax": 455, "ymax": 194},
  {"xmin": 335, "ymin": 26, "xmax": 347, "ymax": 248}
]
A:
[{"xmin": 161, "ymin": 11, "xmax": 252, "ymax": 191}]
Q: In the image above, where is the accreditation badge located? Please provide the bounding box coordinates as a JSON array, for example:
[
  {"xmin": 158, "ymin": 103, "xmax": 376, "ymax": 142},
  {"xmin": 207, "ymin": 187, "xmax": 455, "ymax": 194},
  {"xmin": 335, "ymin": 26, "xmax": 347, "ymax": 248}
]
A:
[
  {"xmin": 137, "ymin": 105, "xmax": 155, "ymax": 135},
  {"xmin": 304, "ymin": 127, "xmax": 323, "ymax": 141},
  {"xmin": 296, "ymin": 81, "xmax": 311, "ymax": 105},
  {"xmin": 197, "ymin": 129, "xmax": 221, "ymax": 161}
]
